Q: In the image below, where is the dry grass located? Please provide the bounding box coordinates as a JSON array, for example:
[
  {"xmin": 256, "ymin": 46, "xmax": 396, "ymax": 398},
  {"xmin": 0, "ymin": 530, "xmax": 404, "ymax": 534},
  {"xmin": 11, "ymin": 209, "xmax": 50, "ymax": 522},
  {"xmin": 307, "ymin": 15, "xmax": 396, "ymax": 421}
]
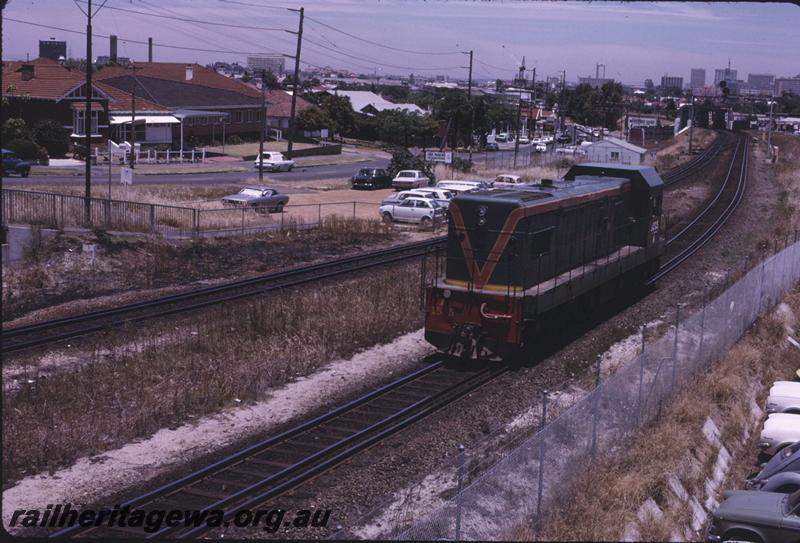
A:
[
  {"xmin": 204, "ymin": 141, "xmax": 316, "ymax": 157},
  {"xmin": 2, "ymin": 217, "xmax": 395, "ymax": 323},
  {"xmin": 770, "ymin": 133, "xmax": 800, "ymax": 235},
  {"xmin": 527, "ymin": 287, "xmax": 800, "ymax": 541},
  {"xmin": 650, "ymin": 128, "xmax": 716, "ymax": 172},
  {"xmin": 2, "ymin": 258, "xmax": 431, "ymax": 482},
  {"xmin": 434, "ymin": 162, "xmax": 568, "ymax": 183}
]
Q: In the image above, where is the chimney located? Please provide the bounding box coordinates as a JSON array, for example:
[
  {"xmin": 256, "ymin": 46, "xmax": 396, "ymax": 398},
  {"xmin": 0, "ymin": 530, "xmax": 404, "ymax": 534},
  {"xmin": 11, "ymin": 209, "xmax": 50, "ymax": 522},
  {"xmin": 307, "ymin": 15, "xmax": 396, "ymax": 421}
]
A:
[
  {"xmin": 185, "ymin": 65, "xmax": 193, "ymax": 81},
  {"xmin": 20, "ymin": 64, "xmax": 35, "ymax": 81},
  {"xmin": 110, "ymin": 35, "xmax": 118, "ymax": 63},
  {"xmin": 148, "ymin": 37, "xmax": 153, "ymax": 63}
]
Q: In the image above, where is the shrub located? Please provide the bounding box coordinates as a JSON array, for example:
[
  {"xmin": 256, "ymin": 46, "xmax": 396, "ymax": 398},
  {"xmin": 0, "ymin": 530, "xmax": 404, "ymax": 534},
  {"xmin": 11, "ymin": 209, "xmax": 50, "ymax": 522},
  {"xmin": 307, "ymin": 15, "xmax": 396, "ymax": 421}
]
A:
[
  {"xmin": 2, "ymin": 118, "xmax": 31, "ymax": 142},
  {"xmin": 37, "ymin": 146, "xmax": 50, "ymax": 165},
  {"xmin": 6, "ymin": 138, "xmax": 41, "ymax": 160},
  {"xmin": 32, "ymin": 119, "xmax": 71, "ymax": 157},
  {"xmin": 451, "ymin": 156, "xmax": 473, "ymax": 173},
  {"xmin": 227, "ymin": 135, "xmax": 243, "ymax": 145}
]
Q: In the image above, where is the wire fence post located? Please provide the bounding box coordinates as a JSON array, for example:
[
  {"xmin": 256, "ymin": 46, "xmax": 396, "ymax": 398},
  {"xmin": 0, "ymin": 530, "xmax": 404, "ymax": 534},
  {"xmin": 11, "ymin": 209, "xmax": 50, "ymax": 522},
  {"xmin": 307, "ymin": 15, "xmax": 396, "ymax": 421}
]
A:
[
  {"xmin": 455, "ymin": 444, "xmax": 465, "ymax": 540},
  {"xmin": 590, "ymin": 356, "xmax": 601, "ymax": 459},
  {"xmin": 535, "ymin": 390, "xmax": 548, "ymax": 535},
  {"xmin": 318, "ymin": 203, "xmax": 322, "ymax": 226},
  {"xmin": 671, "ymin": 304, "xmax": 679, "ymax": 392},
  {"xmin": 636, "ymin": 325, "xmax": 646, "ymax": 426},
  {"xmin": 352, "ymin": 201, "xmax": 356, "ymax": 219}
]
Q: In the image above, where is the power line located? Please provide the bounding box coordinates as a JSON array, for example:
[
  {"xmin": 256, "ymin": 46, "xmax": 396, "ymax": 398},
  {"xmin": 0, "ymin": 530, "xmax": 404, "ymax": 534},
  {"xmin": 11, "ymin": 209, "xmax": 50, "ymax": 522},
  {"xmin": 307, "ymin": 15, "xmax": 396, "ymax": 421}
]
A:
[
  {"xmin": 217, "ymin": 0, "xmax": 293, "ymax": 10},
  {"xmin": 74, "ymin": 0, "xmax": 288, "ymax": 32},
  {"xmin": 304, "ymin": 15, "xmax": 462, "ymax": 56},
  {"xmin": 475, "ymin": 58, "xmax": 512, "ymax": 73},
  {"xmin": 303, "ymin": 36, "xmax": 462, "ymax": 72},
  {"xmin": 5, "ymin": 18, "xmax": 288, "ymax": 56}
]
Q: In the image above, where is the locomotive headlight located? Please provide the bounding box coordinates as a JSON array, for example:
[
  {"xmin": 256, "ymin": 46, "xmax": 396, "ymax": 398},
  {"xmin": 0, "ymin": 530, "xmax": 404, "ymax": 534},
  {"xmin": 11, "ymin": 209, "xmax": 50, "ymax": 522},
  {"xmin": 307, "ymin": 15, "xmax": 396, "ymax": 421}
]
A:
[
  {"xmin": 477, "ymin": 205, "xmax": 488, "ymax": 227},
  {"xmin": 442, "ymin": 289, "xmax": 452, "ymax": 299}
]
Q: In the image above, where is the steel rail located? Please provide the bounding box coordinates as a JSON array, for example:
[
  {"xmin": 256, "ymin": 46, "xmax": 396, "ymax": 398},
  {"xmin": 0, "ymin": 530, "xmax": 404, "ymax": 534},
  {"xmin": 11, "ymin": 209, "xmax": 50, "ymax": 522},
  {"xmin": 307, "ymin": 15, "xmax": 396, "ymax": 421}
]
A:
[
  {"xmin": 661, "ymin": 131, "xmax": 732, "ymax": 186},
  {"xmin": 51, "ymin": 358, "xmax": 507, "ymax": 539},
  {"xmin": 649, "ymin": 134, "xmax": 748, "ymax": 284},
  {"xmin": 2, "ymin": 236, "xmax": 446, "ymax": 354}
]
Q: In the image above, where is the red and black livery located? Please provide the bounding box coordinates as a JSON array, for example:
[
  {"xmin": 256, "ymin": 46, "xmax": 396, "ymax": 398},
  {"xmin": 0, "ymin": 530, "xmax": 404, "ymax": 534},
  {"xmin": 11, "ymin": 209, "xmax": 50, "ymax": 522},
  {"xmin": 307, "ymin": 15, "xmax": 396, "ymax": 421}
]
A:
[{"xmin": 424, "ymin": 163, "xmax": 665, "ymax": 359}]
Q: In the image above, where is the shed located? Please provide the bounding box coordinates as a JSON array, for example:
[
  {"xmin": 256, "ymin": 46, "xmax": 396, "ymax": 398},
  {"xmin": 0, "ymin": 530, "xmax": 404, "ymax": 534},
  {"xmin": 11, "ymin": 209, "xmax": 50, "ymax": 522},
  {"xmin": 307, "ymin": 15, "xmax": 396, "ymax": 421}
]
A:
[{"xmin": 583, "ymin": 137, "xmax": 646, "ymax": 165}]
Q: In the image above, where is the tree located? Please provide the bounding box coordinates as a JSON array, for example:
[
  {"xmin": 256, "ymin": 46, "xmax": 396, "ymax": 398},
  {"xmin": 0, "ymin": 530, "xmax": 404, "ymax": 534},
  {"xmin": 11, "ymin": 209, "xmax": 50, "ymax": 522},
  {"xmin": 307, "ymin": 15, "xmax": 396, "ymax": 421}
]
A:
[
  {"xmin": 495, "ymin": 79, "xmax": 505, "ymax": 92},
  {"xmin": 777, "ymin": 91, "xmax": 800, "ymax": 116},
  {"xmin": 3, "ymin": 118, "xmax": 32, "ymax": 142},
  {"xmin": 32, "ymin": 119, "xmax": 70, "ymax": 157},
  {"xmin": 320, "ymin": 95, "xmax": 357, "ymax": 138},
  {"xmin": 375, "ymin": 110, "xmax": 439, "ymax": 147},
  {"xmin": 296, "ymin": 107, "xmax": 333, "ymax": 133},
  {"xmin": 386, "ymin": 147, "xmax": 435, "ymax": 182}
]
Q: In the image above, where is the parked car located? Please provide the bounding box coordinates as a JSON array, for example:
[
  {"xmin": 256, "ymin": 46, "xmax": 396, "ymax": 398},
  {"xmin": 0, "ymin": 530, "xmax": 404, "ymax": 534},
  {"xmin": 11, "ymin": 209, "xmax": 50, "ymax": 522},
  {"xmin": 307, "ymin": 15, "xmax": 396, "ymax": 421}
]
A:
[
  {"xmin": 379, "ymin": 197, "xmax": 446, "ymax": 224},
  {"xmin": 391, "ymin": 170, "xmax": 430, "ymax": 190},
  {"xmin": 534, "ymin": 143, "xmax": 547, "ymax": 153},
  {"xmin": 1, "ymin": 149, "xmax": 31, "ymax": 177},
  {"xmin": 495, "ymin": 133, "xmax": 508, "ymax": 143},
  {"xmin": 436, "ymin": 180, "xmax": 492, "ymax": 193},
  {"xmin": 706, "ymin": 489, "xmax": 800, "ymax": 543},
  {"xmin": 221, "ymin": 186, "xmax": 289, "ymax": 213},
  {"xmin": 493, "ymin": 174, "xmax": 527, "ymax": 189},
  {"xmin": 381, "ymin": 190, "xmax": 436, "ymax": 206},
  {"xmin": 760, "ymin": 414, "xmax": 800, "ymax": 457},
  {"xmin": 253, "ymin": 151, "xmax": 294, "ymax": 172},
  {"xmin": 748, "ymin": 441, "xmax": 800, "ymax": 493},
  {"xmin": 412, "ymin": 188, "xmax": 455, "ymax": 209},
  {"xmin": 518, "ymin": 135, "xmax": 531, "ymax": 144},
  {"xmin": 767, "ymin": 382, "xmax": 800, "ymax": 414},
  {"xmin": 351, "ymin": 168, "xmax": 390, "ymax": 190},
  {"xmin": 556, "ymin": 134, "xmax": 572, "ymax": 144},
  {"xmin": 484, "ymin": 142, "xmax": 500, "ymax": 152},
  {"xmin": 555, "ymin": 146, "xmax": 577, "ymax": 154}
]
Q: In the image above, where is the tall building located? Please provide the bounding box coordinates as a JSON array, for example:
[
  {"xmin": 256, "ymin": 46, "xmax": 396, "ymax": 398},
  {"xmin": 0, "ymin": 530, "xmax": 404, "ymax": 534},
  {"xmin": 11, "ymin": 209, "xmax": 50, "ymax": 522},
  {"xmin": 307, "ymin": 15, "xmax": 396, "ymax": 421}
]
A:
[
  {"xmin": 714, "ymin": 67, "xmax": 737, "ymax": 85},
  {"xmin": 660, "ymin": 75, "xmax": 683, "ymax": 91},
  {"xmin": 775, "ymin": 77, "xmax": 800, "ymax": 95},
  {"xmin": 690, "ymin": 68, "xmax": 705, "ymax": 89},
  {"xmin": 39, "ymin": 39, "xmax": 67, "ymax": 61},
  {"xmin": 246, "ymin": 55, "xmax": 285, "ymax": 75},
  {"xmin": 748, "ymin": 73, "xmax": 775, "ymax": 90}
]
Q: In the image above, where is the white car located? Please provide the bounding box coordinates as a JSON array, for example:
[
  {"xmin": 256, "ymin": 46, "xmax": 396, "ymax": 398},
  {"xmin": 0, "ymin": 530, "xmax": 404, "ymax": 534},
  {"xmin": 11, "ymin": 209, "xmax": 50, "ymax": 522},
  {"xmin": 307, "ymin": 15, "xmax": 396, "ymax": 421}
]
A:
[
  {"xmin": 535, "ymin": 143, "xmax": 547, "ymax": 152},
  {"xmin": 493, "ymin": 174, "xmax": 528, "ymax": 189},
  {"xmin": 760, "ymin": 413, "xmax": 800, "ymax": 456},
  {"xmin": 381, "ymin": 190, "xmax": 433, "ymax": 206},
  {"xmin": 379, "ymin": 197, "xmax": 446, "ymax": 224},
  {"xmin": 767, "ymin": 382, "xmax": 800, "ymax": 414},
  {"xmin": 391, "ymin": 170, "xmax": 430, "ymax": 190},
  {"xmin": 413, "ymin": 188, "xmax": 454, "ymax": 209},
  {"xmin": 495, "ymin": 133, "xmax": 508, "ymax": 143},
  {"xmin": 253, "ymin": 151, "xmax": 294, "ymax": 172},
  {"xmin": 436, "ymin": 180, "xmax": 492, "ymax": 193},
  {"xmin": 518, "ymin": 136, "xmax": 530, "ymax": 145}
]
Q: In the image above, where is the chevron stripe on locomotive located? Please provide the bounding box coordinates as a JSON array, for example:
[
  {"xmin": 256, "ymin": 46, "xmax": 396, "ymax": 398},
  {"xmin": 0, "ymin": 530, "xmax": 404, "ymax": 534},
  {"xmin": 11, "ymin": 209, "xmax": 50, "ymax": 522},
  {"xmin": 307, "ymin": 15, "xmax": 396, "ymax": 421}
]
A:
[{"xmin": 424, "ymin": 163, "xmax": 665, "ymax": 360}]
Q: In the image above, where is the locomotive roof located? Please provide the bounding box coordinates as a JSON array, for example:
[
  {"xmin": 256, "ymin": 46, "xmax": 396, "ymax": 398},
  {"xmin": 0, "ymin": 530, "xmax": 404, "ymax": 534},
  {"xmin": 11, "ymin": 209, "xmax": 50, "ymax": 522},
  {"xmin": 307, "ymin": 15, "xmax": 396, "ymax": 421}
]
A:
[
  {"xmin": 564, "ymin": 163, "xmax": 664, "ymax": 189},
  {"xmin": 454, "ymin": 176, "xmax": 628, "ymax": 207}
]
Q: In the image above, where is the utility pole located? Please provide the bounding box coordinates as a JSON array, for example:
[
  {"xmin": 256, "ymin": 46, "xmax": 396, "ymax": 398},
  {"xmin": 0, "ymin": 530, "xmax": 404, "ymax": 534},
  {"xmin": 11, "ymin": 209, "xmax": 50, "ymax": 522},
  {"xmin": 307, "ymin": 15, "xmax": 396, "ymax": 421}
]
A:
[
  {"xmin": 129, "ymin": 63, "xmax": 140, "ymax": 169},
  {"xmin": 258, "ymin": 69, "xmax": 267, "ymax": 182},
  {"xmin": 84, "ymin": 0, "xmax": 93, "ymax": 222},
  {"xmin": 513, "ymin": 87, "xmax": 523, "ymax": 168},
  {"xmin": 286, "ymin": 7, "xmax": 304, "ymax": 160},
  {"xmin": 463, "ymin": 50, "xmax": 474, "ymax": 161}
]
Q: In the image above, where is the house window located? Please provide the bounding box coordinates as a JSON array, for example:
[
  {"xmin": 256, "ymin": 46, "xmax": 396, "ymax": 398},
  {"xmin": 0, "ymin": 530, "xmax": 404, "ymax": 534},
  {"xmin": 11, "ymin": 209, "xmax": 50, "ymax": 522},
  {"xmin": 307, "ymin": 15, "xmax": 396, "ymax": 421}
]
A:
[
  {"xmin": 73, "ymin": 109, "xmax": 99, "ymax": 135},
  {"xmin": 610, "ymin": 151, "xmax": 620, "ymax": 161},
  {"xmin": 232, "ymin": 111, "xmax": 243, "ymax": 123}
]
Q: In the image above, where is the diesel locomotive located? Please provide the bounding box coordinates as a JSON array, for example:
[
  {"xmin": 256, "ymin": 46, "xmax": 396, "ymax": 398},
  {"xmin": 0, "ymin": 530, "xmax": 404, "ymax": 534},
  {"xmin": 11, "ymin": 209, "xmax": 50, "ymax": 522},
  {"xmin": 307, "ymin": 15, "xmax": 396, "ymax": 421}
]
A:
[{"xmin": 424, "ymin": 163, "xmax": 665, "ymax": 359}]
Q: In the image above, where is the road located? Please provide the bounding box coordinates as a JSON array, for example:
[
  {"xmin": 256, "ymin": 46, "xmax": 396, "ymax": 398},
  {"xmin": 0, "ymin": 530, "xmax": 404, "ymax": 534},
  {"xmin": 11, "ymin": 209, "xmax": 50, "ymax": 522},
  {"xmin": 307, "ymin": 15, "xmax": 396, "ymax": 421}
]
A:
[{"xmin": 2, "ymin": 156, "xmax": 389, "ymax": 187}]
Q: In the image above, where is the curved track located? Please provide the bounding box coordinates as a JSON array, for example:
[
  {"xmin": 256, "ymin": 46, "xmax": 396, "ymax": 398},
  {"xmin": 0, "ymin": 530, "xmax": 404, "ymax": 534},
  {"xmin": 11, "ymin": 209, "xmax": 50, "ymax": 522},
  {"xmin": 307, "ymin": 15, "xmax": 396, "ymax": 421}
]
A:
[
  {"xmin": 52, "ymin": 358, "xmax": 505, "ymax": 539},
  {"xmin": 2, "ymin": 237, "xmax": 446, "ymax": 355},
  {"xmin": 649, "ymin": 132, "xmax": 749, "ymax": 283},
  {"xmin": 661, "ymin": 130, "xmax": 733, "ymax": 186}
]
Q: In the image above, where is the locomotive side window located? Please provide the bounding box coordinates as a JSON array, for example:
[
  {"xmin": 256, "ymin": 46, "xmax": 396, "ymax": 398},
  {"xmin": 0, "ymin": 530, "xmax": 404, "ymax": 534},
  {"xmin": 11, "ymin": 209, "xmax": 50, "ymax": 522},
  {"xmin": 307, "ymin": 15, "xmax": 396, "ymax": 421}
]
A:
[{"xmin": 531, "ymin": 228, "xmax": 554, "ymax": 256}]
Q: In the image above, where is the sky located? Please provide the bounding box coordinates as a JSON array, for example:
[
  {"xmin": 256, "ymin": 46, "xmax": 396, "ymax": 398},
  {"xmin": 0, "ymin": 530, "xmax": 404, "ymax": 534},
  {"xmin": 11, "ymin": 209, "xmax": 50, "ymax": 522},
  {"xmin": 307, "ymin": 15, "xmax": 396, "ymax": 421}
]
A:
[{"xmin": 2, "ymin": 0, "xmax": 799, "ymax": 86}]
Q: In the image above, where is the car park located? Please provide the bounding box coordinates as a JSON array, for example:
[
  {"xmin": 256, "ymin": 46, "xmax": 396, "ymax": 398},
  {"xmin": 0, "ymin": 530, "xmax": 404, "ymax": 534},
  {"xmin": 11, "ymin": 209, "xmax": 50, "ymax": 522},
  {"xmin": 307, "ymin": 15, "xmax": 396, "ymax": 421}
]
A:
[
  {"xmin": 484, "ymin": 142, "xmax": 500, "ymax": 152},
  {"xmin": 351, "ymin": 168, "xmax": 391, "ymax": 190},
  {"xmin": 748, "ymin": 441, "xmax": 800, "ymax": 493},
  {"xmin": 1, "ymin": 149, "xmax": 31, "ymax": 177},
  {"xmin": 760, "ymin": 414, "xmax": 800, "ymax": 457},
  {"xmin": 767, "ymin": 382, "xmax": 800, "ymax": 414},
  {"xmin": 391, "ymin": 170, "xmax": 431, "ymax": 190},
  {"xmin": 221, "ymin": 186, "xmax": 289, "ymax": 213},
  {"xmin": 706, "ymin": 489, "xmax": 800, "ymax": 542},
  {"xmin": 379, "ymin": 197, "xmax": 446, "ymax": 224}
]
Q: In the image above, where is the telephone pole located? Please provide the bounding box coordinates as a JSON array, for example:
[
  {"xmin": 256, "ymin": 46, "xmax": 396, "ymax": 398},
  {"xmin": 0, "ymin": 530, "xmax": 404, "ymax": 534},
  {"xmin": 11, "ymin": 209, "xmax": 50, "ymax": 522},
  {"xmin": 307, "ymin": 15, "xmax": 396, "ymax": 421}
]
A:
[
  {"xmin": 286, "ymin": 7, "xmax": 304, "ymax": 159},
  {"xmin": 463, "ymin": 50, "xmax": 474, "ymax": 161},
  {"xmin": 258, "ymin": 69, "xmax": 267, "ymax": 182},
  {"xmin": 84, "ymin": 0, "xmax": 93, "ymax": 222}
]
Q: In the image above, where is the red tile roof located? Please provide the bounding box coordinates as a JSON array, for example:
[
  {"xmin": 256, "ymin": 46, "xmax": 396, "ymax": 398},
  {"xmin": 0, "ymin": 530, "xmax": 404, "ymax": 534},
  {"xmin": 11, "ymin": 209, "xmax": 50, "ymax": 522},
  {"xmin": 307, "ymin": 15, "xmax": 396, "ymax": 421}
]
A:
[
  {"xmin": 94, "ymin": 81, "xmax": 168, "ymax": 112},
  {"xmin": 1, "ymin": 57, "xmax": 84, "ymax": 100}
]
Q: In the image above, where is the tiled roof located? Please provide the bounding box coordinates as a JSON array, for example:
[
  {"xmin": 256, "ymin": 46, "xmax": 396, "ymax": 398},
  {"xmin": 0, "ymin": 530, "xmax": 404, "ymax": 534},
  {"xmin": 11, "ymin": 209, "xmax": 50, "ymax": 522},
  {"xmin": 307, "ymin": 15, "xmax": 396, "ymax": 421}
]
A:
[
  {"xmin": 94, "ymin": 81, "xmax": 168, "ymax": 113},
  {"xmin": 1, "ymin": 57, "xmax": 84, "ymax": 100}
]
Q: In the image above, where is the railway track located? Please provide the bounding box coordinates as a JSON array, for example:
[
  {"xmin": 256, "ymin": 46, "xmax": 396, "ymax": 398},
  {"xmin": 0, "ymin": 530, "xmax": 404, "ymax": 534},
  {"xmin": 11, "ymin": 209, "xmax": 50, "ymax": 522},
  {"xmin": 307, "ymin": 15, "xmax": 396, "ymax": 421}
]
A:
[
  {"xmin": 51, "ymin": 357, "xmax": 505, "ymax": 539},
  {"xmin": 661, "ymin": 130, "xmax": 733, "ymax": 186},
  {"xmin": 650, "ymin": 132, "xmax": 749, "ymax": 283},
  {"xmin": 1, "ymin": 236, "xmax": 446, "ymax": 355}
]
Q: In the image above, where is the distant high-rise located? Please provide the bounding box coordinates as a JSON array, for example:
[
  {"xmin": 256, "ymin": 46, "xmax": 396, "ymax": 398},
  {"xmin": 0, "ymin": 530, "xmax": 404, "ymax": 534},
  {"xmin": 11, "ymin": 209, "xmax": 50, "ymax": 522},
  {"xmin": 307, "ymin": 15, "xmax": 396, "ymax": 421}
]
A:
[
  {"xmin": 690, "ymin": 68, "xmax": 705, "ymax": 89},
  {"xmin": 714, "ymin": 67, "xmax": 737, "ymax": 85},
  {"xmin": 246, "ymin": 55, "xmax": 285, "ymax": 75},
  {"xmin": 39, "ymin": 39, "xmax": 66, "ymax": 61},
  {"xmin": 775, "ymin": 77, "xmax": 800, "ymax": 95},
  {"xmin": 747, "ymin": 73, "xmax": 774, "ymax": 90},
  {"xmin": 660, "ymin": 75, "xmax": 683, "ymax": 91}
]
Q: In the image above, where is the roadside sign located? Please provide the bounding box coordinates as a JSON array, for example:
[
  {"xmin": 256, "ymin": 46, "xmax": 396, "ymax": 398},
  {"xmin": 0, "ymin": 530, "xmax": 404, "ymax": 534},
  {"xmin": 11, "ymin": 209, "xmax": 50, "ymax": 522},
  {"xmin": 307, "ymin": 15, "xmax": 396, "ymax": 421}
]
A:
[
  {"xmin": 425, "ymin": 151, "xmax": 453, "ymax": 164},
  {"xmin": 120, "ymin": 167, "xmax": 133, "ymax": 185}
]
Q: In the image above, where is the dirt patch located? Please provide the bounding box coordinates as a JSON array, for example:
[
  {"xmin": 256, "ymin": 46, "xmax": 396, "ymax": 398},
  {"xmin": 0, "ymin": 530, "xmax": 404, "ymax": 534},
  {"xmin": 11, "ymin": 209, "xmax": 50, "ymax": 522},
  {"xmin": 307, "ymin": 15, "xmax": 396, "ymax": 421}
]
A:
[{"xmin": 650, "ymin": 128, "xmax": 717, "ymax": 171}]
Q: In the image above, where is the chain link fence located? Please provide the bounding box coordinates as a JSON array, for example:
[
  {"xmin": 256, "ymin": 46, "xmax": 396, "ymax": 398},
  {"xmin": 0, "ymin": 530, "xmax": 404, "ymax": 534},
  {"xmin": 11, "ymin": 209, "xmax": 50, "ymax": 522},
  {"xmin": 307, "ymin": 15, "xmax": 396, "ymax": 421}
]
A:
[{"xmin": 393, "ymin": 240, "xmax": 800, "ymax": 540}]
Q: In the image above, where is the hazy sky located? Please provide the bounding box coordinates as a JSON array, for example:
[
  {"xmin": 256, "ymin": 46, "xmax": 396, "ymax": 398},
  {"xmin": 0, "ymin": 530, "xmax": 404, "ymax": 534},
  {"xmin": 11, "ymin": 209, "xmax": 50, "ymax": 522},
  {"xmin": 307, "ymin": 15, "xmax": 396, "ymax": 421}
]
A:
[{"xmin": 3, "ymin": 0, "xmax": 798, "ymax": 85}]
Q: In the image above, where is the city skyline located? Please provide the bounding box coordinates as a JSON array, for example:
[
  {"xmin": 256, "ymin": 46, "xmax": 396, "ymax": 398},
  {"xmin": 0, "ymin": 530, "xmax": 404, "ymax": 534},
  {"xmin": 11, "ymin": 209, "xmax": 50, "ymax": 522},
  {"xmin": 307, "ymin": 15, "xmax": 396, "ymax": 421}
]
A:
[{"xmin": 3, "ymin": 1, "xmax": 799, "ymax": 85}]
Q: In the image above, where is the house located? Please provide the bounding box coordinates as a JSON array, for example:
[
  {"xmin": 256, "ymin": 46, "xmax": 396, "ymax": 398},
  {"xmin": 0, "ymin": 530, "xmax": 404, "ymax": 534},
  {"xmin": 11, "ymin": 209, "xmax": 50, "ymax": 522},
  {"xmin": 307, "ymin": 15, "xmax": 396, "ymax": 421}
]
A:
[
  {"xmin": 334, "ymin": 90, "xmax": 425, "ymax": 116},
  {"xmin": 583, "ymin": 137, "xmax": 646, "ymax": 165},
  {"xmin": 94, "ymin": 62, "xmax": 314, "ymax": 145}
]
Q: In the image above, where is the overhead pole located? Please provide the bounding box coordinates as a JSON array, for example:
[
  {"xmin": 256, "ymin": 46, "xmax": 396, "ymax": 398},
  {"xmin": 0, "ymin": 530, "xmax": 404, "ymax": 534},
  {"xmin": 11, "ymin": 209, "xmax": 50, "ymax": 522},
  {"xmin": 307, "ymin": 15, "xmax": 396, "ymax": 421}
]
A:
[
  {"xmin": 463, "ymin": 50, "xmax": 474, "ymax": 161},
  {"xmin": 286, "ymin": 7, "xmax": 304, "ymax": 160},
  {"xmin": 84, "ymin": 0, "xmax": 93, "ymax": 223}
]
